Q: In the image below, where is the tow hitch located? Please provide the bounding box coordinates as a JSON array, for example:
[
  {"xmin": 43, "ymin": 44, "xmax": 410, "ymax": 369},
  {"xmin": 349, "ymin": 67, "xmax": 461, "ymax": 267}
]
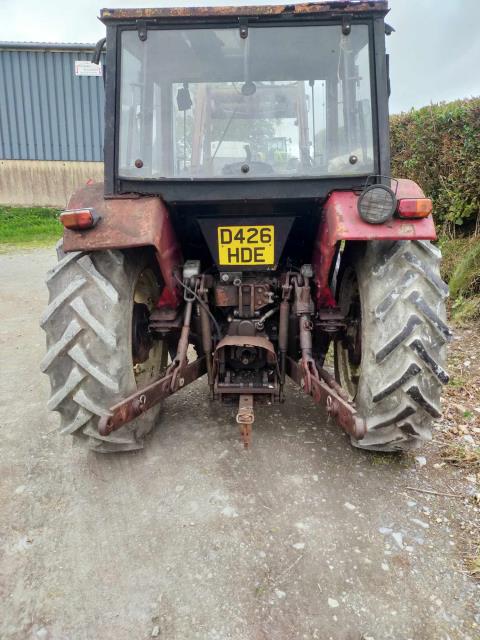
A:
[
  {"xmin": 98, "ymin": 265, "xmax": 365, "ymax": 445},
  {"xmin": 236, "ymin": 394, "xmax": 254, "ymax": 448}
]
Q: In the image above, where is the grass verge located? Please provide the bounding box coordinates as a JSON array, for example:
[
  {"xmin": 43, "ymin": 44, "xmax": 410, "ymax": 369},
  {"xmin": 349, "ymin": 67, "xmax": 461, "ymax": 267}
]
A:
[
  {"xmin": 0, "ymin": 206, "xmax": 62, "ymax": 250},
  {"xmin": 439, "ymin": 236, "xmax": 480, "ymax": 322}
]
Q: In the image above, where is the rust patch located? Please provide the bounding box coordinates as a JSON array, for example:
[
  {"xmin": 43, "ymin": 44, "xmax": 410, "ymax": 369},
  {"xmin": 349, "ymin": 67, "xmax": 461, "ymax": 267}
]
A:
[
  {"xmin": 98, "ymin": 357, "xmax": 207, "ymax": 436},
  {"xmin": 398, "ymin": 223, "xmax": 416, "ymax": 235},
  {"xmin": 63, "ymin": 182, "xmax": 183, "ymax": 304},
  {"xmin": 214, "ymin": 335, "xmax": 277, "ymax": 359},
  {"xmin": 214, "ymin": 285, "xmax": 238, "ymax": 307},
  {"xmin": 286, "ymin": 356, "xmax": 366, "ymax": 439},
  {"xmin": 100, "ymin": 2, "xmax": 388, "ymax": 22}
]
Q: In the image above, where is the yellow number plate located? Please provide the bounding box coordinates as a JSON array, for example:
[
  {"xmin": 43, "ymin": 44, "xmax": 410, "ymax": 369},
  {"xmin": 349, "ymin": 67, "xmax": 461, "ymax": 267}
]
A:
[{"xmin": 217, "ymin": 225, "xmax": 274, "ymax": 266}]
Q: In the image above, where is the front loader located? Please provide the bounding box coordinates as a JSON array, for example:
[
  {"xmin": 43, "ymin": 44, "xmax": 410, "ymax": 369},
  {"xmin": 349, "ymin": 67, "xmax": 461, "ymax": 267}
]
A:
[{"xmin": 41, "ymin": 1, "xmax": 450, "ymax": 453}]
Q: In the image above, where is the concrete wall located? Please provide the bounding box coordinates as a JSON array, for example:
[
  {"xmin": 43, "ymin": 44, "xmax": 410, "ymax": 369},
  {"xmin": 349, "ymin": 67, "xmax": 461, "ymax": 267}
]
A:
[{"xmin": 0, "ymin": 160, "xmax": 104, "ymax": 208}]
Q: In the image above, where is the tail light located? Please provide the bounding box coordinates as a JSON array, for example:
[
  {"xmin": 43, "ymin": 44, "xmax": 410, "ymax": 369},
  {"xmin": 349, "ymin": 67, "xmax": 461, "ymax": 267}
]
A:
[
  {"xmin": 60, "ymin": 208, "xmax": 99, "ymax": 230},
  {"xmin": 397, "ymin": 198, "xmax": 432, "ymax": 219}
]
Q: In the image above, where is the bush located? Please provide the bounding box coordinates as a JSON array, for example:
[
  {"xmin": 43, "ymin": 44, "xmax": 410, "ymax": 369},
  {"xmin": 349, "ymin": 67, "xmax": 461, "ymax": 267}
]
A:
[
  {"xmin": 438, "ymin": 237, "xmax": 475, "ymax": 284},
  {"xmin": 439, "ymin": 237, "xmax": 480, "ymax": 322},
  {"xmin": 391, "ymin": 98, "xmax": 480, "ymax": 235},
  {"xmin": 449, "ymin": 241, "xmax": 480, "ymax": 299}
]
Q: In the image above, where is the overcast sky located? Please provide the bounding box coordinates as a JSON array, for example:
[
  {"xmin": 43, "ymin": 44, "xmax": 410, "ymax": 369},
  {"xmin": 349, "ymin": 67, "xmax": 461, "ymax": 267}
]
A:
[{"xmin": 0, "ymin": 0, "xmax": 478, "ymax": 114}]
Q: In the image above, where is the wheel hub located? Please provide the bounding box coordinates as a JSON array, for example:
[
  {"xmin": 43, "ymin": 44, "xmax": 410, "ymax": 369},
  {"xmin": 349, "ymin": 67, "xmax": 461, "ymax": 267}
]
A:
[{"xmin": 132, "ymin": 302, "xmax": 153, "ymax": 364}]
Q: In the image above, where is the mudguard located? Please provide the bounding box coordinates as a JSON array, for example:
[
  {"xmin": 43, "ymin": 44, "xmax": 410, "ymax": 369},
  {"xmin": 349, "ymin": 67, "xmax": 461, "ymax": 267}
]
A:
[
  {"xmin": 313, "ymin": 179, "xmax": 437, "ymax": 303},
  {"xmin": 62, "ymin": 182, "xmax": 183, "ymax": 305}
]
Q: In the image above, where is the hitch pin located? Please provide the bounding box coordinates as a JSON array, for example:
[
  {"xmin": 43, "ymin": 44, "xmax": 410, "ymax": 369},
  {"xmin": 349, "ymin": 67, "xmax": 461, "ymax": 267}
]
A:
[{"xmin": 236, "ymin": 394, "xmax": 254, "ymax": 449}]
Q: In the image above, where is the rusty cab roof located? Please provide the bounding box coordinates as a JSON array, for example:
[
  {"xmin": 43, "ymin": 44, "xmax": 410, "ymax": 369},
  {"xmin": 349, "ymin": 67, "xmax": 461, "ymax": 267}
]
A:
[{"xmin": 100, "ymin": 1, "xmax": 389, "ymax": 23}]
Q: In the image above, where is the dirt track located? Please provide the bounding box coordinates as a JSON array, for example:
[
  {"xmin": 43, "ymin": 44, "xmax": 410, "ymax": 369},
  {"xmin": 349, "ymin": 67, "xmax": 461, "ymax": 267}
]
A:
[{"xmin": 0, "ymin": 247, "xmax": 479, "ymax": 640}]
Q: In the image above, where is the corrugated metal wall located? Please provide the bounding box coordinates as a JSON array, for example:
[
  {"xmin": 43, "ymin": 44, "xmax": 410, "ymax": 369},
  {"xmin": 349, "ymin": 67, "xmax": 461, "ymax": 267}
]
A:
[{"xmin": 0, "ymin": 46, "xmax": 105, "ymax": 161}]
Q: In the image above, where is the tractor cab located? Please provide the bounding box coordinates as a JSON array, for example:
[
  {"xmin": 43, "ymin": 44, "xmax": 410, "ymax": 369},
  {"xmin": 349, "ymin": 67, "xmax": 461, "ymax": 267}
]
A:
[{"xmin": 100, "ymin": 1, "xmax": 390, "ymax": 203}]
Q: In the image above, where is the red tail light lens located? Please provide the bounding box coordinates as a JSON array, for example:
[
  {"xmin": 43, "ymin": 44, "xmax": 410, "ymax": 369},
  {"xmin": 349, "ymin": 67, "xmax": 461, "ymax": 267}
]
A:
[
  {"xmin": 60, "ymin": 208, "xmax": 99, "ymax": 230},
  {"xmin": 397, "ymin": 198, "xmax": 433, "ymax": 219}
]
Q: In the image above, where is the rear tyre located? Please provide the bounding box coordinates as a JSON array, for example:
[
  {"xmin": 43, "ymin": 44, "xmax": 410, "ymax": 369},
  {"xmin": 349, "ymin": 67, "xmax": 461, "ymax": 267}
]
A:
[
  {"xmin": 334, "ymin": 240, "xmax": 451, "ymax": 452},
  {"xmin": 41, "ymin": 243, "xmax": 168, "ymax": 452}
]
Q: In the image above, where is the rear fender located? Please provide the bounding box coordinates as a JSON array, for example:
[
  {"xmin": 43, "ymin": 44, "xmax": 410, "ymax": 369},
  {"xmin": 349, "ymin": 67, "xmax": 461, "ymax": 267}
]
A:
[
  {"xmin": 62, "ymin": 183, "xmax": 183, "ymax": 306},
  {"xmin": 312, "ymin": 180, "xmax": 437, "ymax": 305}
]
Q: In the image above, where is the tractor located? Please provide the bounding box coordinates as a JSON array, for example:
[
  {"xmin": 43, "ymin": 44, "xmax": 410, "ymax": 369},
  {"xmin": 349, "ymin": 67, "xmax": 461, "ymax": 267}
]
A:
[{"xmin": 41, "ymin": 1, "xmax": 451, "ymax": 453}]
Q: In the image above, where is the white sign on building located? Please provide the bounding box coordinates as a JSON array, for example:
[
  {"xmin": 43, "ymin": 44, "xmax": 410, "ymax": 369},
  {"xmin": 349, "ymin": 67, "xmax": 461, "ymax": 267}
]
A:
[{"xmin": 74, "ymin": 60, "xmax": 102, "ymax": 77}]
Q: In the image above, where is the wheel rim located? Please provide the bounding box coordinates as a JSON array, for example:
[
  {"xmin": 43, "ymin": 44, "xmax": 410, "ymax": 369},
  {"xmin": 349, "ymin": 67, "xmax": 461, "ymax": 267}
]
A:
[
  {"xmin": 335, "ymin": 266, "xmax": 362, "ymax": 400},
  {"xmin": 132, "ymin": 268, "xmax": 167, "ymax": 389}
]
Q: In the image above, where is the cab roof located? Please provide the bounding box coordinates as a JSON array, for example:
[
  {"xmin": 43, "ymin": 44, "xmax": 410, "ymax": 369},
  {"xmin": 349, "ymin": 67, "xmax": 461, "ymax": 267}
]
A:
[{"xmin": 100, "ymin": 1, "xmax": 389, "ymax": 23}]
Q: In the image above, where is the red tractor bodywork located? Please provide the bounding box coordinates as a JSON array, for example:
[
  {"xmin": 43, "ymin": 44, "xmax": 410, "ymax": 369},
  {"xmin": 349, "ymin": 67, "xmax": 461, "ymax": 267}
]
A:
[
  {"xmin": 313, "ymin": 180, "xmax": 436, "ymax": 304},
  {"xmin": 64, "ymin": 179, "xmax": 435, "ymax": 315},
  {"xmin": 64, "ymin": 183, "xmax": 184, "ymax": 307}
]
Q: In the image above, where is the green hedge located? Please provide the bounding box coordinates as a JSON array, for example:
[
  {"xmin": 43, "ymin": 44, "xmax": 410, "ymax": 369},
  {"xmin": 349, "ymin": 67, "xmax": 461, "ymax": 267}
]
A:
[{"xmin": 390, "ymin": 98, "xmax": 480, "ymax": 234}]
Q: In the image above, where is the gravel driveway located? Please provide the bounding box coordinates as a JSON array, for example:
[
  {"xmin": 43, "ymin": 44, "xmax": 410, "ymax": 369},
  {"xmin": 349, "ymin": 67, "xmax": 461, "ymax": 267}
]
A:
[{"xmin": 0, "ymin": 247, "xmax": 478, "ymax": 640}]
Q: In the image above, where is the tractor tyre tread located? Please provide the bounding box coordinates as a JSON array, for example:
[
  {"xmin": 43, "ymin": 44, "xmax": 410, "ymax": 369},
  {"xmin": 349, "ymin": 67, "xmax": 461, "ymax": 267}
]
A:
[
  {"xmin": 41, "ymin": 242, "xmax": 158, "ymax": 452},
  {"xmin": 337, "ymin": 240, "xmax": 451, "ymax": 452}
]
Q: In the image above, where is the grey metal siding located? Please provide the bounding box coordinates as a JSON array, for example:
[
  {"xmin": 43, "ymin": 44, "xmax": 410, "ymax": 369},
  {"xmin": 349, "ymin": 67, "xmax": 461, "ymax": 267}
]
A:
[{"xmin": 0, "ymin": 47, "xmax": 105, "ymax": 161}]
